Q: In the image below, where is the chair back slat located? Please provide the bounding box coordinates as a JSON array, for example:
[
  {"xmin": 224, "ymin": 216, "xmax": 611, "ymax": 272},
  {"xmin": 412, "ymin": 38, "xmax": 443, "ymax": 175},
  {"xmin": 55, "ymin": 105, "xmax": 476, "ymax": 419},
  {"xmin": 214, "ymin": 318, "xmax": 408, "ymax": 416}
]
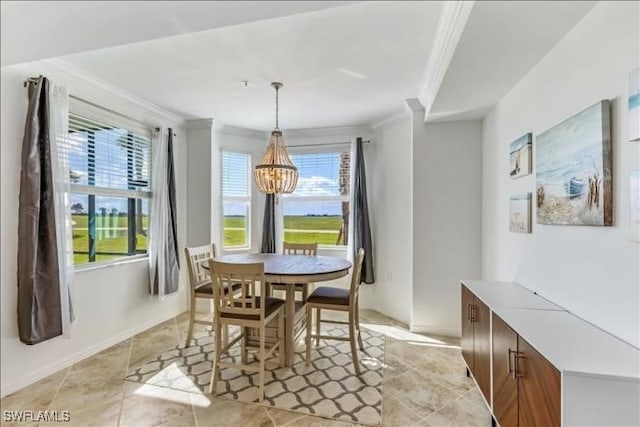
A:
[
  {"xmin": 209, "ymin": 260, "xmax": 265, "ymax": 320},
  {"xmin": 185, "ymin": 244, "xmax": 217, "ymax": 290},
  {"xmin": 349, "ymin": 248, "xmax": 366, "ymax": 307},
  {"xmin": 283, "ymin": 242, "xmax": 318, "ymax": 256}
]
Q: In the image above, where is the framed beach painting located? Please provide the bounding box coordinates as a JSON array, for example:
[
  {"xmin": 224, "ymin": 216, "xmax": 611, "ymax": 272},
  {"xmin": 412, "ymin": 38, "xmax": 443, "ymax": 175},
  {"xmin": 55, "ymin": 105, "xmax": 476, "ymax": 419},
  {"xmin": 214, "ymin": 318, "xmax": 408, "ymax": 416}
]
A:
[
  {"xmin": 629, "ymin": 67, "xmax": 640, "ymax": 142},
  {"xmin": 631, "ymin": 171, "xmax": 640, "ymax": 242},
  {"xmin": 536, "ymin": 100, "xmax": 612, "ymax": 226},
  {"xmin": 510, "ymin": 193, "xmax": 532, "ymax": 233},
  {"xmin": 509, "ymin": 133, "xmax": 532, "ymax": 179}
]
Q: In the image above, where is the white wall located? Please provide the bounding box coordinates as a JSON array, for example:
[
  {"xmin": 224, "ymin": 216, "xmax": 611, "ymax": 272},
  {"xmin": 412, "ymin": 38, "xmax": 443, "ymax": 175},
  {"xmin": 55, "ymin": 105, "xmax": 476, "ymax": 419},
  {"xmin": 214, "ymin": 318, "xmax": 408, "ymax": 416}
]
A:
[
  {"xmin": 412, "ymin": 118, "xmax": 483, "ymax": 336},
  {"xmin": 360, "ymin": 115, "xmax": 414, "ymax": 325},
  {"xmin": 186, "ymin": 119, "xmax": 214, "ymax": 247},
  {"xmin": 0, "ymin": 60, "xmax": 188, "ymax": 396},
  {"xmin": 482, "ymin": 1, "xmax": 640, "ymax": 347}
]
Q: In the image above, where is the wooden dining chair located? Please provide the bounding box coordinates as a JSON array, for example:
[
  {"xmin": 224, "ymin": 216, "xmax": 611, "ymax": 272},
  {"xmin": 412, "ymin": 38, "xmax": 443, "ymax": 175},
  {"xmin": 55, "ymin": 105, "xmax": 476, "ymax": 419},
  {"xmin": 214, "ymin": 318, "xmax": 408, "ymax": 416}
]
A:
[
  {"xmin": 208, "ymin": 260, "xmax": 285, "ymax": 402},
  {"xmin": 269, "ymin": 242, "xmax": 318, "ymax": 301},
  {"xmin": 184, "ymin": 244, "xmax": 240, "ymax": 348},
  {"xmin": 305, "ymin": 248, "xmax": 365, "ymax": 374}
]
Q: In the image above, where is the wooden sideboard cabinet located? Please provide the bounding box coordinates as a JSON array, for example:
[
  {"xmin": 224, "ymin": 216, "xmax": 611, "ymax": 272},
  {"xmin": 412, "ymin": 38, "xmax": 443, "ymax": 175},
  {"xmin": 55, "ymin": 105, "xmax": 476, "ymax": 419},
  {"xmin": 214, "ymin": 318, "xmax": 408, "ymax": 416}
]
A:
[
  {"xmin": 460, "ymin": 284, "xmax": 491, "ymax": 403},
  {"xmin": 461, "ymin": 280, "xmax": 640, "ymax": 427}
]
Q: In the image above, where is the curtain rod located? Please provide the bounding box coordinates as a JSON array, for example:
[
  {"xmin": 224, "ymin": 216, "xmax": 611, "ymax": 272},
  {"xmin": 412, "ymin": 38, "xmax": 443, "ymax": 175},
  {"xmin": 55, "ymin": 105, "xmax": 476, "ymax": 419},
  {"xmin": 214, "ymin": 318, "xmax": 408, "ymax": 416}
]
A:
[
  {"xmin": 286, "ymin": 140, "xmax": 371, "ymax": 149},
  {"xmin": 24, "ymin": 77, "xmax": 176, "ymax": 136}
]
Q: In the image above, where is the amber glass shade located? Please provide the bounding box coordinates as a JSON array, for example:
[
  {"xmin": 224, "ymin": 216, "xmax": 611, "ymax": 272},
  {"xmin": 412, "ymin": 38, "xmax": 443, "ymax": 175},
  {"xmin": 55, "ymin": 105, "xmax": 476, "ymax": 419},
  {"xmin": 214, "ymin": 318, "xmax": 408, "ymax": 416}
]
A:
[{"xmin": 254, "ymin": 130, "xmax": 298, "ymax": 194}]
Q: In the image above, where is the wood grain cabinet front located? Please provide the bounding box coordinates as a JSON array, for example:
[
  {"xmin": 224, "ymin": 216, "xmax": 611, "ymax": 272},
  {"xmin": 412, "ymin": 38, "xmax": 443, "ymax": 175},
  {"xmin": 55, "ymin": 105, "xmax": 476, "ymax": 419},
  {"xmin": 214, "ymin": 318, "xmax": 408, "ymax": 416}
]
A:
[
  {"xmin": 492, "ymin": 312, "xmax": 519, "ymax": 427},
  {"xmin": 492, "ymin": 312, "xmax": 561, "ymax": 427},
  {"xmin": 460, "ymin": 285, "xmax": 490, "ymax": 404}
]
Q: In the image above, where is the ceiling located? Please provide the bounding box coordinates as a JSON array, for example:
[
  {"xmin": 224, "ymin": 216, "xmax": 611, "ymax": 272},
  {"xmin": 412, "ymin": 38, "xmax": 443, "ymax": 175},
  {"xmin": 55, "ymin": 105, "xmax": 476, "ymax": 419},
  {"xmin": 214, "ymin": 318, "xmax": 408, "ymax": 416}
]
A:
[
  {"xmin": 0, "ymin": 1, "xmax": 354, "ymax": 66},
  {"xmin": 428, "ymin": 1, "xmax": 596, "ymax": 122},
  {"xmin": 2, "ymin": 1, "xmax": 600, "ymax": 130},
  {"xmin": 60, "ymin": 1, "xmax": 442, "ymax": 130}
]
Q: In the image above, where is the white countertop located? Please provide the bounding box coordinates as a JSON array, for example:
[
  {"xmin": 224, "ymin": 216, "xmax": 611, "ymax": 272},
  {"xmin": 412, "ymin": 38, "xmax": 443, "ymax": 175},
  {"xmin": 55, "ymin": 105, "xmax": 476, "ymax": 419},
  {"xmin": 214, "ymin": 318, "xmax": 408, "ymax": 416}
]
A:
[
  {"xmin": 462, "ymin": 280, "xmax": 564, "ymax": 311},
  {"xmin": 494, "ymin": 307, "xmax": 640, "ymax": 380}
]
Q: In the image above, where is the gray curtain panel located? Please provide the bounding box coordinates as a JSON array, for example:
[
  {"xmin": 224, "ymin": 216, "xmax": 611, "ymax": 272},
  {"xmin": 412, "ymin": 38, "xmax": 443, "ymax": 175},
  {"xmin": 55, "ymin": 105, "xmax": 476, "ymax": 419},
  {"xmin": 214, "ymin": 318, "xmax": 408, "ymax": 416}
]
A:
[
  {"xmin": 17, "ymin": 76, "xmax": 63, "ymax": 344},
  {"xmin": 153, "ymin": 129, "xmax": 180, "ymax": 295},
  {"xmin": 261, "ymin": 193, "xmax": 276, "ymax": 253},
  {"xmin": 167, "ymin": 130, "xmax": 180, "ymax": 270},
  {"xmin": 353, "ymin": 137, "xmax": 374, "ymax": 283}
]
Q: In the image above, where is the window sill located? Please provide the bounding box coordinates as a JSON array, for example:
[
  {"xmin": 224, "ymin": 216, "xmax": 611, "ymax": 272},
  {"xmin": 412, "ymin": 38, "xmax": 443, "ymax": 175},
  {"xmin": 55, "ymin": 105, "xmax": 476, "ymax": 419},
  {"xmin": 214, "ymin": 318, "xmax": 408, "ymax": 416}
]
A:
[
  {"xmin": 74, "ymin": 255, "xmax": 148, "ymax": 273},
  {"xmin": 221, "ymin": 247, "xmax": 252, "ymax": 255}
]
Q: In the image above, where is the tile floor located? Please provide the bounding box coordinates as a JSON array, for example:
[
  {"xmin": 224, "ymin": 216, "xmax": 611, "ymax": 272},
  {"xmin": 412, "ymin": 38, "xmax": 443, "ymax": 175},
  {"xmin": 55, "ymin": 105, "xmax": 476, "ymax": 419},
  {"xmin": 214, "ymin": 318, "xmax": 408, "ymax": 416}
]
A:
[{"xmin": 0, "ymin": 310, "xmax": 491, "ymax": 426}]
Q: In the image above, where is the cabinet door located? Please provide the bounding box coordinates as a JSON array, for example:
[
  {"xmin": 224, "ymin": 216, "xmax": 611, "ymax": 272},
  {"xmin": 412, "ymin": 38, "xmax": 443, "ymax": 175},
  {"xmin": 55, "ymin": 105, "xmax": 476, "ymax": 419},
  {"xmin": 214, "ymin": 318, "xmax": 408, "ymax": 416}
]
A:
[
  {"xmin": 517, "ymin": 337, "xmax": 561, "ymax": 427},
  {"xmin": 461, "ymin": 285, "xmax": 475, "ymax": 372},
  {"xmin": 473, "ymin": 297, "xmax": 491, "ymax": 403},
  {"xmin": 492, "ymin": 313, "xmax": 518, "ymax": 427}
]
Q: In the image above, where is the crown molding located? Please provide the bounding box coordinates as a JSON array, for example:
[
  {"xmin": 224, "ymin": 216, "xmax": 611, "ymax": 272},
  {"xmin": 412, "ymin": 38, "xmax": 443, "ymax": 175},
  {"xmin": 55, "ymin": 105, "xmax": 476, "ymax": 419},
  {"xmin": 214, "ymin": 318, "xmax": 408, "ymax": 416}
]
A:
[
  {"xmin": 186, "ymin": 118, "xmax": 215, "ymax": 131},
  {"xmin": 404, "ymin": 98, "xmax": 425, "ymax": 114},
  {"xmin": 216, "ymin": 123, "xmax": 268, "ymax": 140},
  {"xmin": 282, "ymin": 124, "xmax": 373, "ymax": 141},
  {"xmin": 418, "ymin": 1, "xmax": 475, "ymax": 122},
  {"xmin": 371, "ymin": 109, "xmax": 410, "ymax": 130},
  {"xmin": 36, "ymin": 58, "xmax": 188, "ymax": 126}
]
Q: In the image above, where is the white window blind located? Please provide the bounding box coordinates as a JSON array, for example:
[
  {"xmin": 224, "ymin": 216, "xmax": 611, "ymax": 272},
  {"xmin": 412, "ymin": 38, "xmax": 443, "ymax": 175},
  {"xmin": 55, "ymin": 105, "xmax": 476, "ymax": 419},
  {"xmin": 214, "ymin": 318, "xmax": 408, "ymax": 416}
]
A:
[
  {"xmin": 222, "ymin": 151, "xmax": 251, "ymax": 248},
  {"xmin": 222, "ymin": 151, "xmax": 250, "ymax": 198},
  {"xmin": 288, "ymin": 152, "xmax": 350, "ymax": 198},
  {"xmin": 66, "ymin": 113, "xmax": 152, "ymax": 198}
]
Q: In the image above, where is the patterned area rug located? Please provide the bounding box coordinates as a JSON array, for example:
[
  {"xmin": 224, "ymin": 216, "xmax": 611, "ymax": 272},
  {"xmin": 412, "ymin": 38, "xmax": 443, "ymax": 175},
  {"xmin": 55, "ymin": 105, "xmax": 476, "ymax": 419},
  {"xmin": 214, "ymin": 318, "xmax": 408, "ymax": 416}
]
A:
[{"xmin": 125, "ymin": 325, "xmax": 385, "ymax": 425}]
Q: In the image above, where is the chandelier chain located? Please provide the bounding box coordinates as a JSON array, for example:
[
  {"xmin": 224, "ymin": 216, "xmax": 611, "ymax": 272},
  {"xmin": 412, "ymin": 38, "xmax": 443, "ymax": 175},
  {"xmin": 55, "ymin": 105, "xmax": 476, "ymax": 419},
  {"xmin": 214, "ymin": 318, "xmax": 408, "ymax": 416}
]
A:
[{"xmin": 275, "ymin": 84, "xmax": 279, "ymax": 130}]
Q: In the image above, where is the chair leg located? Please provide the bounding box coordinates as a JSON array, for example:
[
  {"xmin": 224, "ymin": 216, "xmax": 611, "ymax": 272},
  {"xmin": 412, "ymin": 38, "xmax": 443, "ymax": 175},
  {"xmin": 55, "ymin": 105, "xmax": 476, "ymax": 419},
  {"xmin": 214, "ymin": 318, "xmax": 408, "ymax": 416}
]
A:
[
  {"xmin": 305, "ymin": 304, "xmax": 312, "ymax": 365},
  {"xmin": 222, "ymin": 324, "xmax": 229, "ymax": 348},
  {"xmin": 209, "ymin": 319, "xmax": 223, "ymax": 394},
  {"xmin": 349, "ymin": 311, "xmax": 361, "ymax": 375},
  {"xmin": 355, "ymin": 299, "xmax": 364, "ymax": 351},
  {"xmin": 279, "ymin": 309, "xmax": 285, "ymax": 367},
  {"xmin": 315, "ymin": 308, "xmax": 321, "ymax": 347},
  {"xmin": 258, "ymin": 324, "xmax": 266, "ymax": 402},
  {"xmin": 184, "ymin": 297, "xmax": 196, "ymax": 348},
  {"xmin": 241, "ymin": 327, "xmax": 247, "ymax": 365}
]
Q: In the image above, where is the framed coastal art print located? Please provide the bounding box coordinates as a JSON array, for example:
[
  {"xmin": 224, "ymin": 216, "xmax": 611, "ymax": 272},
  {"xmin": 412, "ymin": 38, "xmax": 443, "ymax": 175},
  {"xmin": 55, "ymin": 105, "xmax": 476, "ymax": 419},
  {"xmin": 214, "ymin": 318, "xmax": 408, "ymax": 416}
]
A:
[
  {"xmin": 509, "ymin": 133, "xmax": 532, "ymax": 179},
  {"xmin": 536, "ymin": 100, "xmax": 612, "ymax": 226},
  {"xmin": 629, "ymin": 67, "xmax": 640, "ymax": 142},
  {"xmin": 510, "ymin": 193, "xmax": 532, "ymax": 233}
]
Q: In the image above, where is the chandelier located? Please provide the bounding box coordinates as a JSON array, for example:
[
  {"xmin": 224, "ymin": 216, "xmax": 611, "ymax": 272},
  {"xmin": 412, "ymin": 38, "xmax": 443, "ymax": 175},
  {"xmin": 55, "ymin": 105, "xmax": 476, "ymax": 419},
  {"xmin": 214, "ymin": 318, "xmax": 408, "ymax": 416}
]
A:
[{"xmin": 254, "ymin": 82, "xmax": 299, "ymax": 194}]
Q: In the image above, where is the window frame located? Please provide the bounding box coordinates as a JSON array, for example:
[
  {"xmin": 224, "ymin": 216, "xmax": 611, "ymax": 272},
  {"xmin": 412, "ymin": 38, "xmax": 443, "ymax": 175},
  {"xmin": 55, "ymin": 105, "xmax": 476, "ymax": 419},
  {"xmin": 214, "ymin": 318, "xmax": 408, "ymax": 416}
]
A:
[
  {"xmin": 280, "ymin": 147, "xmax": 351, "ymax": 250},
  {"xmin": 67, "ymin": 101, "xmax": 154, "ymax": 270},
  {"xmin": 221, "ymin": 150, "xmax": 252, "ymax": 251}
]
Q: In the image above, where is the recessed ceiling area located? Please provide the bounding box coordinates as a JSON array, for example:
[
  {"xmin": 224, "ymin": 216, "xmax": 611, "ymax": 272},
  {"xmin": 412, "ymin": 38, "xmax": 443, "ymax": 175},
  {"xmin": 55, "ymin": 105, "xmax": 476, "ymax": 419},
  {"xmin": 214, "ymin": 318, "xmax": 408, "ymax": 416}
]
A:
[
  {"xmin": 60, "ymin": 1, "xmax": 443, "ymax": 130},
  {"xmin": 427, "ymin": 0, "xmax": 596, "ymax": 122}
]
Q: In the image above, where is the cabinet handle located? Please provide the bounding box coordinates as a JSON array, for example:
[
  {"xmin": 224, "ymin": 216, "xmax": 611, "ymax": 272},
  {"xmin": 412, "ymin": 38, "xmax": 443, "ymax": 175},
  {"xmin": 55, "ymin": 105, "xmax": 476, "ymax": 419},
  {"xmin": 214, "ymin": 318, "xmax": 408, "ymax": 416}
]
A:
[
  {"xmin": 508, "ymin": 349, "xmax": 515, "ymax": 378},
  {"xmin": 470, "ymin": 304, "xmax": 477, "ymax": 322},
  {"xmin": 514, "ymin": 352, "xmax": 524, "ymax": 378},
  {"xmin": 467, "ymin": 303, "xmax": 472, "ymax": 321}
]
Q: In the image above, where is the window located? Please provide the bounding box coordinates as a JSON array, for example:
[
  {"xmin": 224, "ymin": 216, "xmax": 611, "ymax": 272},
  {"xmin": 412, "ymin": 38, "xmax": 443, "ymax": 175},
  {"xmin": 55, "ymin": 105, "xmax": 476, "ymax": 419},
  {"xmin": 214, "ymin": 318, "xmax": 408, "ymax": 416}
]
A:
[
  {"xmin": 283, "ymin": 151, "xmax": 351, "ymax": 247},
  {"xmin": 222, "ymin": 151, "xmax": 251, "ymax": 249},
  {"xmin": 65, "ymin": 113, "xmax": 152, "ymax": 265}
]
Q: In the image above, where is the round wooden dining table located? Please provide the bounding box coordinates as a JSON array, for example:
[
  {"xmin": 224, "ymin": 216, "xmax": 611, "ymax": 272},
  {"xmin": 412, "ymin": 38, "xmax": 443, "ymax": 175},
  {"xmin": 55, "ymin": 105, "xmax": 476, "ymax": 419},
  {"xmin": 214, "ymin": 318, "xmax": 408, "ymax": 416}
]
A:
[{"xmin": 215, "ymin": 253, "xmax": 352, "ymax": 366}]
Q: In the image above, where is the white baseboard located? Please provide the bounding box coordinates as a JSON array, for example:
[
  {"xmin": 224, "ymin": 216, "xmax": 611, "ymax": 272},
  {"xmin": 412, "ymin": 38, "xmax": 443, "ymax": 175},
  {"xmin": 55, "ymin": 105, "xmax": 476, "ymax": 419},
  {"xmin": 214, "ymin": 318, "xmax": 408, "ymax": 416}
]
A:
[
  {"xmin": 410, "ymin": 324, "xmax": 460, "ymax": 338},
  {"xmin": 0, "ymin": 309, "xmax": 183, "ymax": 397}
]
